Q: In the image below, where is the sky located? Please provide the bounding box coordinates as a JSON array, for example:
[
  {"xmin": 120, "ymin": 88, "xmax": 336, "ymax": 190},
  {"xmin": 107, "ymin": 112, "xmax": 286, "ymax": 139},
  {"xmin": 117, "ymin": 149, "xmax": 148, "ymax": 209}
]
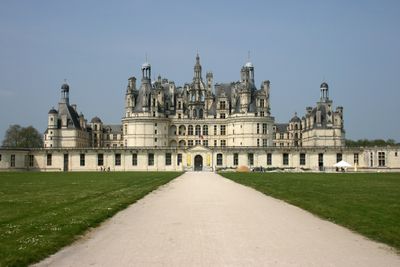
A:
[{"xmin": 0, "ymin": 0, "xmax": 399, "ymax": 142}]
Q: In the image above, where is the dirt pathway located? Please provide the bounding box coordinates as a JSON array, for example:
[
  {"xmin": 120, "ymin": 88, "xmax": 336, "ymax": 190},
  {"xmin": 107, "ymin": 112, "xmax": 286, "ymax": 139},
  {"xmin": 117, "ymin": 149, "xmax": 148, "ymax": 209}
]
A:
[{"xmin": 35, "ymin": 172, "xmax": 400, "ymax": 266}]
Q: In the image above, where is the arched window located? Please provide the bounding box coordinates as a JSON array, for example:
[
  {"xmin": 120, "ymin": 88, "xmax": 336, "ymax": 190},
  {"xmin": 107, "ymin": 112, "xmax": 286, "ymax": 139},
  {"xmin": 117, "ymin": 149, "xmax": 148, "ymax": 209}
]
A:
[
  {"xmin": 178, "ymin": 125, "xmax": 186, "ymax": 135},
  {"xmin": 295, "ymin": 124, "xmax": 298, "ymax": 130},
  {"xmin": 188, "ymin": 125, "xmax": 194, "ymax": 135},
  {"xmin": 203, "ymin": 125, "xmax": 208, "ymax": 135},
  {"xmin": 217, "ymin": 153, "xmax": 223, "ymax": 166},
  {"xmin": 195, "ymin": 125, "xmax": 201, "ymax": 136}
]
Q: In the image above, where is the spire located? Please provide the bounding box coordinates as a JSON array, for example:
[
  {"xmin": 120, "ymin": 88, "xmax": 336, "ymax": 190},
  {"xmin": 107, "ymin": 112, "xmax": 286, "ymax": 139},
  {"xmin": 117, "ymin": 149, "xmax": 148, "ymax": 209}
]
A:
[{"xmin": 194, "ymin": 53, "xmax": 202, "ymax": 80}]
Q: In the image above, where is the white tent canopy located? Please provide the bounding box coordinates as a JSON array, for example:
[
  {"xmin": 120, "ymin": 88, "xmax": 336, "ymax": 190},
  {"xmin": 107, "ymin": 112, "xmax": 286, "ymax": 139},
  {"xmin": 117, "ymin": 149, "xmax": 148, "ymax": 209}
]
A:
[{"xmin": 334, "ymin": 160, "xmax": 352, "ymax": 168}]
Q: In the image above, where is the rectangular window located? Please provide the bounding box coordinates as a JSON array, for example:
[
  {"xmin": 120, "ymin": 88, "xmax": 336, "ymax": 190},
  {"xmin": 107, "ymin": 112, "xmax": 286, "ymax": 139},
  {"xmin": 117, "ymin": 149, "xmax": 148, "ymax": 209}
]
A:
[
  {"xmin": 220, "ymin": 125, "xmax": 226, "ymax": 135},
  {"xmin": 217, "ymin": 154, "xmax": 223, "ymax": 166},
  {"xmin": 195, "ymin": 140, "xmax": 201, "ymax": 145},
  {"xmin": 203, "ymin": 125, "xmax": 208, "ymax": 135},
  {"xmin": 260, "ymin": 99, "xmax": 264, "ymax": 108},
  {"xmin": 257, "ymin": 123, "xmax": 260, "ymax": 134},
  {"xmin": 300, "ymin": 153, "xmax": 306, "ymax": 165},
  {"xmin": 283, "ymin": 153, "xmax": 289, "ymax": 165},
  {"xmin": 80, "ymin": 154, "xmax": 85, "ymax": 166},
  {"xmin": 10, "ymin": 154, "xmax": 15, "ymax": 167},
  {"xmin": 188, "ymin": 140, "xmax": 194, "ymax": 147},
  {"xmin": 257, "ymin": 139, "xmax": 260, "ymax": 147},
  {"xmin": 220, "ymin": 113, "xmax": 226, "ymax": 119},
  {"xmin": 280, "ymin": 133, "xmax": 284, "ymax": 139},
  {"xmin": 98, "ymin": 154, "xmax": 104, "ymax": 166},
  {"xmin": 336, "ymin": 153, "xmax": 342, "ymax": 163},
  {"xmin": 115, "ymin": 153, "xmax": 121, "ymax": 166},
  {"xmin": 203, "ymin": 140, "xmax": 208, "ymax": 147},
  {"xmin": 267, "ymin": 153, "xmax": 272, "ymax": 165},
  {"xmin": 233, "ymin": 153, "xmax": 239, "ymax": 166},
  {"xmin": 318, "ymin": 153, "xmax": 324, "ymax": 170},
  {"xmin": 370, "ymin": 152, "xmax": 373, "ymax": 167},
  {"xmin": 177, "ymin": 153, "xmax": 182, "ymax": 166},
  {"xmin": 47, "ymin": 154, "xmax": 52, "ymax": 166},
  {"xmin": 248, "ymin": 153, "xmax": 254, "ymax": 166},
  {"xmin": 262, "ymin": 139, "xmax": 268, "ymax": 147},
  {"xmin": 220, "ymin": 140, "xmax": 226, "ymax": 147},
  {"xmin": 132, "ymin": 153, "xmax": 137, "ymax": 166},
  {"xmin": 262, "ymin": 123, "xmax": 267, "ymax": 134},
  {"xmin": 378, "ymin": 152, "xmax": 385, "ymax": 167},
  {"xmin": 354, "ymin": 153, "xmax": 359, "ymax": 165},
  {"xmin": 214, "ymin": 125, "xmax": 217, "ymax": 135},
  {"xmin": 165, "ymin": 153, "xmax": 172, "ymax": 166},
  {"xmin": 148, "ymin": 153, "xmax": 154, "ymax": 166},
  {"xmin": 214, "ymin": 140, "xmax": 217, "ymax": 147},
  {"xmin": 260, "ymin": 111, "xmax": 264, "ymax": 117},
  {"xmin": 28, "ymin": 155, "xmax": 34, "ymax": 167},
  {"xmin": 220, "ymin": 101, "xmax": 226, "ymax": 110}
]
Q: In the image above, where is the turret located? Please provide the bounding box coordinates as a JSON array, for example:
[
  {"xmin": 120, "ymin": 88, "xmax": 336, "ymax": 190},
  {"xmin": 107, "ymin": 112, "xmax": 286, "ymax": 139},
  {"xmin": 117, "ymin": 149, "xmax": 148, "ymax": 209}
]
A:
[
  {"xmin": 320, "ymin": 82, "xmax": 329, "ymax": 101},
  {"xmin": 60, "ymin": 83, "xmax": 70, "ymax": 104},
  {"xmin": 206, "ymin": 72, "xmax": 213, "ymax": 92},
  {"xmin": 48, "ymin": 108, "xmax": 58, "ymax": 129}
]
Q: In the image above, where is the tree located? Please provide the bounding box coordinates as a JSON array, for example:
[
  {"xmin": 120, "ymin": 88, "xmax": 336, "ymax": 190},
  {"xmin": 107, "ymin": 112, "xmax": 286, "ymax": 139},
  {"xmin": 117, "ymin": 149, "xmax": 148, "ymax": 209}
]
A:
[{"xmin": 2, "ymin": 124, "xmax": 43, "ymax": 148}]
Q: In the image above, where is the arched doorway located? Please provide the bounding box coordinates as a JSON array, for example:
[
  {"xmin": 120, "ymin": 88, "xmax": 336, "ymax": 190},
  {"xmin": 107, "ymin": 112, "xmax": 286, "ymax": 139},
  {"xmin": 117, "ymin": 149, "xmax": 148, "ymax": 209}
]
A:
[{"xmin": 194, "ymin": 155, "xmax": 203, "ymax": 171}]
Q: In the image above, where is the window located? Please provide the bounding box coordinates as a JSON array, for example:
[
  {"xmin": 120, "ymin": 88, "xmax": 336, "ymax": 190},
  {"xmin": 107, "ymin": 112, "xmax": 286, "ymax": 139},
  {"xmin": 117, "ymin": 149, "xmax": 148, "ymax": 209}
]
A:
[
  {"xmin": 10, "ymin": 155, "xmax": 15, "ymax": 167},
  {"xmin": 214, "ymin": 140, "xmax": 217, "ymax": 147},
  {"xmin": 217, "ymin": 153, "xmax": 223, "ymax": 166},
  {"xmin": 203, "ymin": 125, "xmax": 208, "ymax": 135},
  {"xmin": 195, "ymin": 125, "xmax": 201, "ymax": 136},
  {"xmin": 220, "ymin": 101, "xmax": 226, "ymax": 109},
  {"xmin": 378, "ymin": 152, "xmax": 385, "ymax": 167},
  {"xmin": 260, "ymin": 99, "xmax": 264, "ymax": 108},
  {"xmin": 267, "ymin": 153, "xmax": 272, "ymax": 165},
  {"xmin": 115, "ymin": 153, "xmax": 121, "ymax": 166},
  {"xmin": 248, "ymin": 153, "xmax": 254, "ymax": 166},
  {"xmin": 262, "ymin": 139, "xmax": 268, "ymax": 147},
  {"xmin": 220, "ymin": 113, "xmax": 226, "ymax": 119},
  {"xmin": 370, "ymin": 152, "xmax": 373, "ymax": 167},
  {"xmin": 178, "ymin": 101, "xmax": 182, "ymax": 109},
  {"xmin": 257, "ymin": 123, "xmax": 260, "ymax": 134},
  {"xmin": 336, "ymin": 153, "xmax": 342, "ymax": 163},
  {"xmin": 257, "ymin": 139, "xmax": 260, "ymax": 147},
  {"xmin": 188, "ymin": 140, "xmax": 194, "ymax": 147},
  {"xmin": 262, "ymin": 123, "xmax": 267, "ymax": 134},
  {"xmin": 280, "ymin": 133, "xmax": 284, "ymax": 139},
  {"xmin": 300, "ymin": 153, "xmax": 306, "ymax": 165},
  {"xmin": 353, "ymin": 153, "xmax": 359, "ymax": 165},
  {"xmin": 148, "ymin": 153, "xmax": 154, "ymax": 166},
  {"xmin": 233, "ymin": 153, "xmax": 239, "ymax": 166},
  {"xmin": 165, "ymin": 153, "xmax": 171, "ymax": 166},
  {"xmin": 28, "ymin": 155, "xmax": 34, "ymax": 167},
  {"xmin": 220, "ymin": 140, "xmax": 226, "ymax": 147},
  {"xmin": 0, "ymin": 154, "xmax": 2, "ymax": 161},
  {"xmin": 395, "ymin": 152, "xmax": 398, "ymax": 157},
  {"xmin": 124, "ymin": 125, "xmax": 127, "ymax": 134},
  {"xmin": 283, "ymin": 153, "xmax": 289, "ymax": 165},
  {"xmin": 47, "ymin": 154, "xmax": 52, "ymax": 166},
  {"xmin": 318, "ymin": 153, "xmax": 324, "ymax": 170},
  {"xmin": 195, "ymin": 140, "xmax": 201, "ymax": 145},
  {"xmin": 188, "ymin": 125, "xmax": 194, "ymax": 135},
  {"xmin": 260, "ymin": 111, "xmax": 264, "ymax": 117},
  {"xmin": 98, "ymin": 154, "xmax": 104, "ymax": 166},
  {"xmin": 80, "ymin": 154, "xmax": 85, "ymax": 166},
  {"xmin": 214, "ymin": 125, "xmax": 217, "ymax": 135},
  {"xmin": 203, "ymin": 140, "xmax": 208, "ymax": 147},
  {"xmin": 132, "ymin": 154, "xmax": 137, "ymax": 166},
  {"xmin": 113, "ymin": 134, "xmax": 117, "ymax": 141},
  {"xmin": 220, "ymin": 125, "xmax": 226, "ymax": 135},
  {"xmin": 177, "ymin": 153, "xmax": 182, "ymax": 165}
]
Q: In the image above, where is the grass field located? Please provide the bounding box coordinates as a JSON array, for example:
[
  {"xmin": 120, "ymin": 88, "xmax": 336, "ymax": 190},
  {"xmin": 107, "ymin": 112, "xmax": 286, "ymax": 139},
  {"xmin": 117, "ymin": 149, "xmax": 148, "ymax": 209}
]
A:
[
  {"xmin": 0, "ymin": 171, "xmax": 182, "ymax": 267},
  {"xmin": 221, "ymin": 172, "xmax": 400, "ymax": 251}
]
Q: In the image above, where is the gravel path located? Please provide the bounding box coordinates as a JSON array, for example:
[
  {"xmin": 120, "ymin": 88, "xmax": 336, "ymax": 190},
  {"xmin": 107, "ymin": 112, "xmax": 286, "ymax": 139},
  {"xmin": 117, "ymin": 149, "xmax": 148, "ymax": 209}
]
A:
[{"xmin": 35, "ymin": 171, "xmax": 400, "ymax": 266}]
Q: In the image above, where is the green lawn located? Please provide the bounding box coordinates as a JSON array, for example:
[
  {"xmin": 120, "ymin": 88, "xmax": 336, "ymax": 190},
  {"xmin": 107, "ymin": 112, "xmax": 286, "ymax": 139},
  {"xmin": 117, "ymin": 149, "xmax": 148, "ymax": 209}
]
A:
[
  {"xmin": 221, "ymin": 172, "xmax": 400, "ymax": 251},
  {"xmin": 0, "ymin": 171, "xmax": 182, "ymax": 267}
]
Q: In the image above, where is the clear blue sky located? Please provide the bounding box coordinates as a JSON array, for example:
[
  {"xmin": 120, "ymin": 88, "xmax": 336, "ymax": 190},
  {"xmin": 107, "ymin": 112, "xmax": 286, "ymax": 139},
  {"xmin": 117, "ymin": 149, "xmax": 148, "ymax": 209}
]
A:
[{"xmin": 0, "ymin": 0, "xmax": 399, "ymax": 142}]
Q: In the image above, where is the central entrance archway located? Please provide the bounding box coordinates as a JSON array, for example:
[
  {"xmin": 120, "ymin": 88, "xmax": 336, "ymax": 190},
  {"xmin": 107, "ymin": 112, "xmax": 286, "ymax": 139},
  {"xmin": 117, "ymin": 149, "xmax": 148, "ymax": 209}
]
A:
[{"xmin": 194, "ymin": 155, "xmax": 203, "ymax": 171}]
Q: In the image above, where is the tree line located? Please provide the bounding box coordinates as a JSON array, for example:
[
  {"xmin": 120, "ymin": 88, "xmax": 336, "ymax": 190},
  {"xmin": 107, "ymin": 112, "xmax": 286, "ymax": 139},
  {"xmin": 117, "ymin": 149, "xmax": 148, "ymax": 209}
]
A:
[
  {"xmin": 345, "ymin": 139, "xmax": 399, "ymax": 147},
  {"xmin": 2, "ymin": 124, "xmax": 43, "ymax": 148}
]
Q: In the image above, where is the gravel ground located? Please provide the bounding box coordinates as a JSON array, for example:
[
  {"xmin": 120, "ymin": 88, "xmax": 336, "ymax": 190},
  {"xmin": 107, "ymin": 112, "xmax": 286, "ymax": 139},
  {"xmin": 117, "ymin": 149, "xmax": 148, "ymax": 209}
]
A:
[{"xmin": 34, "ymin": 171, "xmax": 400, "ymax": 267}]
